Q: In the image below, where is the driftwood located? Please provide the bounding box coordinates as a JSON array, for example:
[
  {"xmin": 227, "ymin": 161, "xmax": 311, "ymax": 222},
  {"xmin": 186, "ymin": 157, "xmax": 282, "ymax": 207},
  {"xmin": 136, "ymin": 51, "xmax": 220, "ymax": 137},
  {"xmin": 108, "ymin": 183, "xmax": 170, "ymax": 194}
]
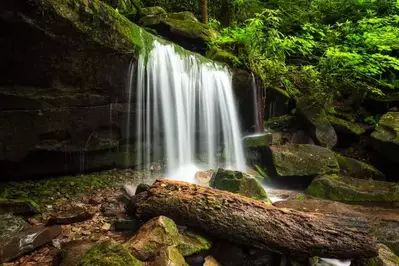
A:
[{"xmin": 131, "ymin": 179, "xmax": 377, "ymax": 259}]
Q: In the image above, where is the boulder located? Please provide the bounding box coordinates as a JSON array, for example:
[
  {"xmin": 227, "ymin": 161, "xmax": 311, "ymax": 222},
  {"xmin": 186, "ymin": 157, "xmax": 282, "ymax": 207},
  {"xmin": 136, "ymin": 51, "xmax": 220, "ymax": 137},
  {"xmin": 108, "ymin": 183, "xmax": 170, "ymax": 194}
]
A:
[
  {"xmin": 149, "ymin": 246, "xmax": 187, "ymax": 266},
  {"xmin": 59, "ymin": 240, "xmax": 95, "ymax": 266},
  {"xmin": 139, "ymin": 6, "xmax": 167, "ymax": 26},
  {"xmin": 371, "ymin": 112, "xmax": 399, "ymax": 163},
  {"xmin": 47, "ymin": 206, "xmax": 94, "ymax": 225},
  {"xmin": 296, "ymin": 99, "xmax": 337, "ymax": 148},
  {"xmin": 0, "ymin": 214, "xmax": 28, "ymax": 241},
  {"xmin": 243, "ymin": 132, "xmax": 273, "ymax": 148},
  {"xmin": 79, "ymin": 241, "xmax": 143, "ymax": 266},
  {"xmin": 209, "ymin": 168, "xmax": 271, "ymax": 202},
  {"xmin": 177, "ymin": 231, "xmax": 211, "ymax": 256},
  {"xmin": 351, "ymin": 244, "xmax": 399, "ymax": 266},
  {"xmin": 307, "ymin": 175, "xmax": 399, "ymax": 203},
  {"xmin": 102, "ymin": 0, "xmax": 140, "ymax": 18},
  {"xmin": 124, "ymin": 216, "xmax": 180, "ymax": 260},
  {"xmin": 0, "ymin": 225, "xmax": 61, "ymax": 263},
  {"xmin": 168, "ymin": 12, "xmax": 199, "ymax": 22},
  {"xmin": 335, "ymin": 154, "xmax": 385, "ymax": 180},
  {"xmin": 328, "ymin": 115, "xmax": 366, "ymax": 137},
  {"xmin": 269, "ymin": 144, "xmax": 339, "ymax": 177},
  {"xmin": 195, "ymin": 170, "xmax": 214, "ymax": 185}
]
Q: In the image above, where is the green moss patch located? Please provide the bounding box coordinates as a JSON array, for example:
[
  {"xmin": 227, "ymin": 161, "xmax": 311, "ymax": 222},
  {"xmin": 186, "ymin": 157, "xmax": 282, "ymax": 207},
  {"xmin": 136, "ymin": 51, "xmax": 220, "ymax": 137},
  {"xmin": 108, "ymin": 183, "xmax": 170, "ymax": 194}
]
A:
[
  {"xmin": 0, "ymin": 170, "xmax": 141, "ymax": 209},
  {"xmin": 79, "ymin": 241, "xmax": 143, "ymax": 266}
]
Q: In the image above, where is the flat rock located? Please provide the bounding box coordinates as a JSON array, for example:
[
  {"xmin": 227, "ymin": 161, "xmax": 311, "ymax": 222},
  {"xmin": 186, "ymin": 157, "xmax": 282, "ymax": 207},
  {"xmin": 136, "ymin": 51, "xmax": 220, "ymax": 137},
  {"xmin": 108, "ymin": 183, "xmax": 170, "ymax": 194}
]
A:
[
  {"xmin": 0, "ymin": 225, "xmax": 61, "ymax": 263},
  {"xmin": 124, "ymin": 216, "xmax": 180, "ymax": 261},
  {"xmin": 0, "ymin": 214, "xmax": 28, "ymax": 241},
  {"xmin": 307, "ymin": 174, "xmax": 399, "ymax": 203},
  {"xmin": 269, "ymin": 144, "xmax": 339, "ymax": 177},
  {"xmin": 0, "ymin": 199, "xmax": 40, "ymax": 215},
  {"xmin": 47, "ymin": 206, "xmax": 93, "ymax": 225}
]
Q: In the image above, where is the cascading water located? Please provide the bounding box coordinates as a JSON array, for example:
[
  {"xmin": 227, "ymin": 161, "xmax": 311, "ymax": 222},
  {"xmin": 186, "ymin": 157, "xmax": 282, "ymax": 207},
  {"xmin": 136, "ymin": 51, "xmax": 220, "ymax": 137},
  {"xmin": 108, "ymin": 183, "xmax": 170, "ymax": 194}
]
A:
[{"xmin": 130, "ymin": 40, "xmax": 246, "ymax": 182}]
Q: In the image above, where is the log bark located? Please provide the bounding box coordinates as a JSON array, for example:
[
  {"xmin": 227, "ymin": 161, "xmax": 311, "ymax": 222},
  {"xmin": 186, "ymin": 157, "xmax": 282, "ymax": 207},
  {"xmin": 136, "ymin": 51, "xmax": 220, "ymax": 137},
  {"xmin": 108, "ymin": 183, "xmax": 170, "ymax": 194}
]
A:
[{"xmin": 131, "ymin": 179, "xmax": 377, "ymax": 259}]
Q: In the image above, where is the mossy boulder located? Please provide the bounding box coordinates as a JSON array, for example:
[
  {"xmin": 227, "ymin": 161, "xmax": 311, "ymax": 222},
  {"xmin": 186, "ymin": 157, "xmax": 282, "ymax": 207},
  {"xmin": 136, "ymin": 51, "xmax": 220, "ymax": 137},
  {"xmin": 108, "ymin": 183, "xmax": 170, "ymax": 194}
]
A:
[
  {"xmin": 79, "ymin": 241, "xmax": 143, "ymax": 266},
  {"xmin": 206, "ymin": 47, "xmax": 240, "ymax": 66},
  {"xmin": 124, "ymin": 216, "xmax": 181, "ymax": 260},
  {"xmin": 149, "ymin": 246, "xmax": 187, "ymax": 266},
  {"xmin": 296, "ymin": 99, "xmax": 337, "ymax": 148},
  {"xmin": 168, "ymin": 12, "xmax": 198, "ymax": 22},
  {"xmin": 210, "ymin": 168, "xmax": 271, "ymax": 202},
  {"xmin": 371, "ymin": 112, "xmax": 399, "ymax": 163},
  {"xmin": 177, "ymin": 231, "xmax": 211, "ymax": 256},
  {"xmin": 243, "ymin": 132, "xmax": 273, "ymax": 148},
  {"xmin": 307, "ymin": 175, "xmax": 399, "ymax": 203},
  {"xmin": 351, "ymin": 244, "xmax": 399, "ymax": 266},
  {"xmin": 139, "ymin": 6, "xmax": 167, "ymax": 26},
  {"xmin": 335, "ymin": 154, "xmax": 385, "ymax": 181},
  {"xmin": 328, "ymin": 115, "xmax": 366, "ymax": 137},
  {"xmin": 269, "ymin": 144, "xmax": 339, "ymax": 178},
  {"xmin": 102, "ymin": 0, "xmax": 140, "ymax": 18}
]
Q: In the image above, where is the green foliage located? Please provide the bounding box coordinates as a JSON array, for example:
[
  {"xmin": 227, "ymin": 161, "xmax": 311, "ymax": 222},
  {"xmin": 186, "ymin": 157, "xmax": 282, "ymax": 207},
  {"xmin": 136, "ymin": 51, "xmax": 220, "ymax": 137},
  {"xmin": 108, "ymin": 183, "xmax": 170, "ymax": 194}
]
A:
[
  {"xmin": 209, "ymin": 0, "xmax": 399, "ymax": 106},
  {"xmin": 364, "ymin": 115, "xmax": 381, "ymax": 125}
]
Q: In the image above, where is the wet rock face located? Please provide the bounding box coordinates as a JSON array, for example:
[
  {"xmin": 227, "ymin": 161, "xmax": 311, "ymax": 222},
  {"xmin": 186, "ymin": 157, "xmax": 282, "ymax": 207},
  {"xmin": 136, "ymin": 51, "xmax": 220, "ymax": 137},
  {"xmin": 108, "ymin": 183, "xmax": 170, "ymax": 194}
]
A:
[
  {"xmin": 0, "ymin": 0, "xmax": 149, "ymax": 179},
  {"xmin": 0, "ymin": 225, "xmax": 61, "ymax": 263}
]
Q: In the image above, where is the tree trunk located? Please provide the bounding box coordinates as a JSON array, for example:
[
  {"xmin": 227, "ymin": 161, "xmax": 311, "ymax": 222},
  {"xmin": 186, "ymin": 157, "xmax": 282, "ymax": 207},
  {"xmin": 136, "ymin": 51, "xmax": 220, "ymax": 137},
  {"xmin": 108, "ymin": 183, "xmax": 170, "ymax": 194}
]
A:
[
  {"xmin": 201, "ymin": 0, "xmax": 208, "ymax": 24},
  {"xmin": 131, "ymin": 179, "xmax": 377, "ymax": 259}
]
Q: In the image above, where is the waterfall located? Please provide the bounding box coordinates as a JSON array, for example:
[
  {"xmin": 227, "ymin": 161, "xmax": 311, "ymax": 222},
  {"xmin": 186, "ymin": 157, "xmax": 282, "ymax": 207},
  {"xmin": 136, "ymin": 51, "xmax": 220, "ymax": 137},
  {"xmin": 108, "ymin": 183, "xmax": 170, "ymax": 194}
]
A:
[{"xmin": 130, "ymin": 40, "xmax": 246, "ymax": 181}]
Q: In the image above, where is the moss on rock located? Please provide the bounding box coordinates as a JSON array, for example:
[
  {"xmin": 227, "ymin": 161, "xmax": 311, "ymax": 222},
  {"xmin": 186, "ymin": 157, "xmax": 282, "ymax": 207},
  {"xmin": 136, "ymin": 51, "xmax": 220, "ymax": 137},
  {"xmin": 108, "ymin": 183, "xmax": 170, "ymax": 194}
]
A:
[
  {"xmin": 139, "ymin": 6, "xmax": 167, "ymax": 26},
  {"xmin": 124, "ymin": 216, "xmax": 181, "ymax": 261},
  {"xmin": 269, "ymin": 144, "xmax": 339, "ymax": 177},
  {"xmin": 177, "ymin": 231, "xmax": 211, "ymax": 256},
  {"xmin": 335, "ymin": 154, "xmax": 385, "ymax": 181},
  {"xmin": 371, "ymin": 112, "xmax": 399, "ymax": 163},
  {"xmin": 307, "ymin": 174, "xmax": 399, "ymax": 202},
  {"xmin": 210, "ymin": 168, "xmax": 271, "ymax": 203},
  {"xmin": 206, "ymin": 47, "xmax": 240, "ymax": 66},
  {"xmin": 150, "ymin": 246, "xmax": 188, "ymax": 266},
  {"xmin": 328, "ymin": 115, "xmax": 366, "ymax": 137},
  {"xmin": 79, "ymin": 241, "xmax": 143, "ymax": 266},
  {"xmin": 168, "ymin": 11, "xmax": 198, "ymax": 22},
  {"xmin": 243, "ymin": 132, "xmax": 272, "ymax": 148},
  {"xmin": 352, "ymin": 244, "xmax": 399, "ymax": 266}
]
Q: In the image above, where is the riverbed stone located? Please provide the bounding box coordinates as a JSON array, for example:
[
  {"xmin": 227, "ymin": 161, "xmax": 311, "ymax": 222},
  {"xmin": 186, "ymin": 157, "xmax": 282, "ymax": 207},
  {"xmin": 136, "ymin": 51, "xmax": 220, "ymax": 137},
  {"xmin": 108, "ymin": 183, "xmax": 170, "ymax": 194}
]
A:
[
  {"xmin": 0, "ymin": 225, "xmax": 61, "ymax": 263},
  {"xmin": 0, "ymin": 214, "xmax": 28, "ymax": 241},
  {"xmin": 210, "ymin": 168, "xmax": 270, "ymax": 202},
  {"xmin": 79, "ymin": 241, "xmax": 143, "ymax": 266},
  {"xmin": 47, "ymin": 206, "xmax": 94, "ymax": 225},
  {"xmin": 269, "ymin": 144, "xmax": 339, "ymax": 177},
  {"xmin": 371, "ymin": 112, "xmax": 399, "ymax": 163},
  {"xmin": 177, "ymin": 230, "xmax": 211, "ymax": 256},
  {"xmin": 335, "ymin": 154, "xmax": 385, "ymax": 180},
  {"xmin": 124, "ymin": 216, "xmax": 181, "ymax": 261},
  {"xmin": 149, "ymin": 246, "xmax": 187, "ymax": 266},
  {"xmin": 307, "ymin": 174, "xmax": 399, "ymax": 203}
]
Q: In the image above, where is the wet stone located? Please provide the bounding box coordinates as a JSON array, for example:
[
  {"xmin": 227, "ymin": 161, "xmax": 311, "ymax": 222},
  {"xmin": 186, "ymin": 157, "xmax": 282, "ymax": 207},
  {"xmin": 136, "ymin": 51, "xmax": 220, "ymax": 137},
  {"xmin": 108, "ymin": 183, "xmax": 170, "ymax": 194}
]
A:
[
  {"xmin": 47, "ymin": 206, "xmax": 94, "ymax": 225},
  {"xmin": 0, "ymin": 225, "xmax": 61, "ymax": 263},
  {"xmin": 0, "ymin": 213, "xmax": 29, "ymax": 241}
]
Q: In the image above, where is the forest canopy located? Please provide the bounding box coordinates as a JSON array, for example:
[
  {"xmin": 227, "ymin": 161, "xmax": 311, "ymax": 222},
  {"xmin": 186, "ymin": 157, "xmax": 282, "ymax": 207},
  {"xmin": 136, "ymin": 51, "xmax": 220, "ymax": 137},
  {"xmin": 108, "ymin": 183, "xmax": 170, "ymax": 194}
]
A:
[{"xmin": 209, "ymin": 0, "xmax": 399, "ymax": 113}]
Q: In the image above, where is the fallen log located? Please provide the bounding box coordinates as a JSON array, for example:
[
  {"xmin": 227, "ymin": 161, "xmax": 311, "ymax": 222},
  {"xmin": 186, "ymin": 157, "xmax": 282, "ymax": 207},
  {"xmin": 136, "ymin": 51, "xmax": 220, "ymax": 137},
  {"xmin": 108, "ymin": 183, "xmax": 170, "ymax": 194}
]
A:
[{"xmin": 131, "ymin": 179, "xmax": 377, "ymax": 259}]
